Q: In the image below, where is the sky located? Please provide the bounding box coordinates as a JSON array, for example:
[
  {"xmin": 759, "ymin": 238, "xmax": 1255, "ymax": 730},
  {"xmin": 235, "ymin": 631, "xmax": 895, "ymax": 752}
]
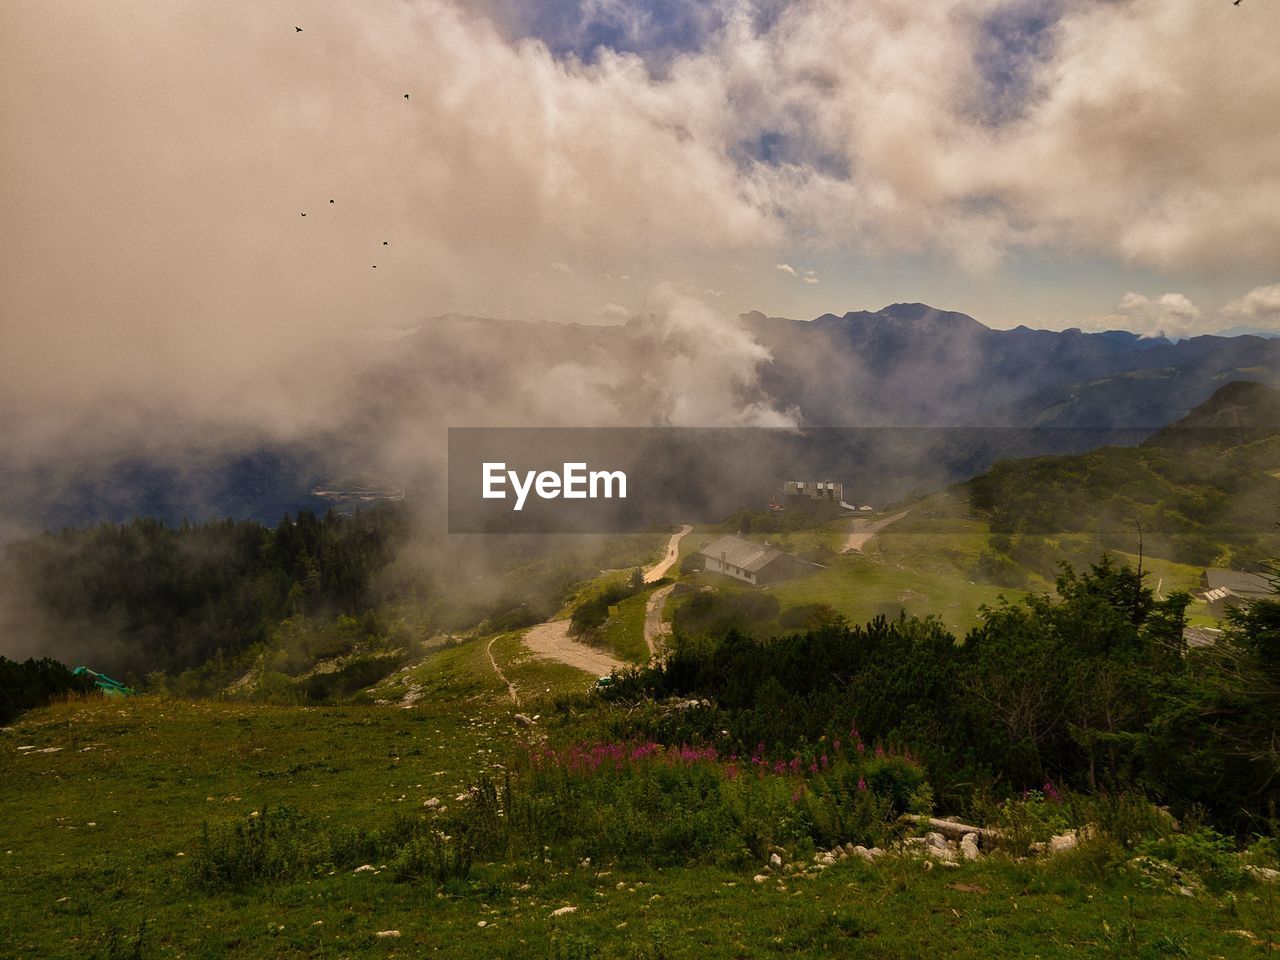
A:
[{"xmin": 1, "ymin": 0, "xmax": 1279, "ymax": 458}]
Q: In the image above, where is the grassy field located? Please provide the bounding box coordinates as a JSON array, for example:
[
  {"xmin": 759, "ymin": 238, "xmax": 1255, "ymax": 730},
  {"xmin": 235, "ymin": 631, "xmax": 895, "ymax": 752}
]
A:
[
  {"xmin": 2, "ymin": 509, "xmax": 1267, "ymax": 958},
  {"xmin": 676, "ymin": 502, "xmax": 1028, "ymax": 636},
  {"xmin": 598, "ymin": 590, "xmax": 652, "ymax": 664},
  {"xmin": 4, "ymin": 655, "xmax": 1275, "ymax": 958}
]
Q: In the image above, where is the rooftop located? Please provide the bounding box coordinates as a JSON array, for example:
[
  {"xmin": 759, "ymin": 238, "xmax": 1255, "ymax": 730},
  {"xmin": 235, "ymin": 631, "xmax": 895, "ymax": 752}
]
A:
[{"xmin": 699, "ymin": 535, "xmax": 787, "ymax": 573}]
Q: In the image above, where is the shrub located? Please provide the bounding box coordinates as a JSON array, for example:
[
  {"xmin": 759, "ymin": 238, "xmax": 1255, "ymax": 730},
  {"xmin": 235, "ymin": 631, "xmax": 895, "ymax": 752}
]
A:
[
  {"xmin": 0, "ymin": 656, "xmax": 97, "ymax": 723},
  {"xmin": 1134, "ymin": 826, "xmax": 1248, "ymax": 890}
]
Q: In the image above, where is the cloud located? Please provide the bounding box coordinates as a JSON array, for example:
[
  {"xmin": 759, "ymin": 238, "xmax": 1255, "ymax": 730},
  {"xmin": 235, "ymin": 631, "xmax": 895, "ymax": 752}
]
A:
[
  {"xmin": 1087, "ymin": 291, "xmax": 1203, "ymax": 339},
  {"xmin": 776, "ymin": 264, "xmax": 819, "ymax": 283},
  {"xmin": 593, "ymin": 301, "xmax": 631, "ymax": 322},
  {"xmin": 1, "ymin": 0, "xmax": 1277, "ymax": 473},
  {"xmin": 1220, "ymin": 284, "xmax": 1280, "ymax": 330}
]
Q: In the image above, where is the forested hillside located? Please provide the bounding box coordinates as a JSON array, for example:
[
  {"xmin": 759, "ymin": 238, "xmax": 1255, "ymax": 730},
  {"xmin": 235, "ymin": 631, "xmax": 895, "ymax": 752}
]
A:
[{"xmin": 964, "ymin": 382, "xmax": 1280, "ymax": 577}]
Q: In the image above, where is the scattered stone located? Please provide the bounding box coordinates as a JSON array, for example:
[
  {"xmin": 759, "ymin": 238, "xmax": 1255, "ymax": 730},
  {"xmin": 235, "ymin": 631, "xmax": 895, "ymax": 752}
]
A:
[
  {"xmin": 1048, "ymin": 832, "xmax": 1077, "ymax": 854},
  {"xmin": 960, "ymin": 833, "xmax": 981, "ymax": 861},
  {"xmin": 354, "ymin": 864, "xmax": 376, "ymax": 873},
  {"xmin": 477, "ymin": 921, "xmax": 487, "ymax": 927},
  {"xmin": 924, "ymin": 833, "xmax": 958, "ymax": 862},
  {"xmin": 374, "ymin": 930, "xmax": 400, "ymax": 938},
  {"xmin": 769, "ymin": 853, "xmax": 783, "ymax": 868},
  {"xmin": 423, "ymin": 797, "xmax": 441, "ymax": 809},
  {"xmin": 549, "ymin": 906, "xmax": 578, "ymax": 917},
  {"xmin": 514, "ymin": 714, "xmax": 534, "ymax": 727},
  {"xmin": 753, "ymin": 874, "xmax": 768, "ymax": 884},
  {"xmin": 1246, "ymin": 865, "xmax": 1279, "ymax": 882}
]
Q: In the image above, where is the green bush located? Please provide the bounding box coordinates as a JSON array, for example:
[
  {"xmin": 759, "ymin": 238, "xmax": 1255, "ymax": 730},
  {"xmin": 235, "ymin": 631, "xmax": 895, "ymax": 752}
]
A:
[{"xmin": 1134, "ymin": 827, "xmax": 1248, "ymax": 890}]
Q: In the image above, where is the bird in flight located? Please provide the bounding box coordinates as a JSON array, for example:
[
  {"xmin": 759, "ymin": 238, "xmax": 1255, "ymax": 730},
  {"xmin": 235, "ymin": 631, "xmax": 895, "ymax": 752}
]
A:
[
  {"xmin": 404, "ymin": 93, "xmax": 410, "ymax": 100},
  {"xmin": 300, "ymin": 212, "xmax": 306, "ymax": 217},
  {"xmin": 295, "ymin": 26, "xmax": 303, "ymax": 32},
  {"xmin": 383, "ymin": 241, "xmax": 388, "ymax": 246},
  {"xmin": 372, "ymin": 265, "xmax": 377, "ymax": 269},
  {"xmin": 329, "ymin": 199, "xmax": 335, "ymax": 204}
]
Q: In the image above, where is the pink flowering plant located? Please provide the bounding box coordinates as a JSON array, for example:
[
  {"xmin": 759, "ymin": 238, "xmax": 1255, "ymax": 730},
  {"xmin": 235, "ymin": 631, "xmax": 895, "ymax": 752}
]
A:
[{"xmin": 502, "ymin": 730, "xmax": 931, "ymax": 864}]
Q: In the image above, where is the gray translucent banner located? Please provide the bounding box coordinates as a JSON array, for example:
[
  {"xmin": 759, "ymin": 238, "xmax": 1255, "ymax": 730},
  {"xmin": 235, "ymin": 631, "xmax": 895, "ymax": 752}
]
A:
[{"xmin": 443, "ymin": 426, "xmax": 1215, "ymax": 534}]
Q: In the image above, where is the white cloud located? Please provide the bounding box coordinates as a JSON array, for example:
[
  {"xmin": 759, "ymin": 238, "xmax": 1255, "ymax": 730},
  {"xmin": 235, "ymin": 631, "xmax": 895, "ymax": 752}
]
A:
[
  {"xmin": 2, "ymin": 0, "xmax": 1278, "ymax": 452},
  {"xmin": 1088, "ymin": 292, "xmax": 1203, "ymax": 339},
  {"xmin": 1220, "ymin": 284, "xmax": 1280, "ymax": 329},
  {"xmin": 592, "ymin": 301, "xmax": 631, "ymax": 322}
]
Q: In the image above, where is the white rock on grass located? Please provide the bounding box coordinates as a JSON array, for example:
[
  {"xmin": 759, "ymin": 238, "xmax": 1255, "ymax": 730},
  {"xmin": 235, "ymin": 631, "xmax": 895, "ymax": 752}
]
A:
[
  {"xmin": 960, "ymin": 833, "xmax": 981, "ymax": 861},
  {"xmin": 550, "ymin": 906, "xmax": 578, "ymax": 917},
  {"xmin": 374, "ymin": 930, "xmax": 400, "ymax": 938},
  {"xmin": 1245, "ymin": 865, "xmax": 1280, "ymax": 882},
  {"xmin": 1048, "ymin": 832, "xmax": 1078, "ymax": 854},
  {"xmin": 753, "ymin": 874, "xmax": 768, "ymax": 884},
  {"xmin": 769, "ymin": 853, "xmax": 783, "ymax": 868}
]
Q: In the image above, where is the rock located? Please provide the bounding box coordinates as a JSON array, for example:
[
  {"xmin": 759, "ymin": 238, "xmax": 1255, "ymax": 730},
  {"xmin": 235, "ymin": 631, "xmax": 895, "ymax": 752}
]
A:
[
  {"xmin": 1246, "ymin": 865, "xmax": 1280, "ymax": 882},
  {"xmin": 423, "ymin": 797, "xmax": 441, "ymax": 809},
  {"xmin": 753, "ymin": 874, "xmax": 768, "ymax": 884},
  {"xmin": 354, "ymin": 864, "xmax": 376, "ymax": 873},
  {"xmin": 374, "ymin": 930, "xmax": 401, "ymax": 938},
  {"xmin": 477, "ymin": 921, "xmax": 488, "ymax": 927},
  {"xmin": 924, "ymin": 833, "xmax": 957, "ymax": 862},
  {"xmin": 843, "ymin": 842, "xmax": 857, "ymax": 855},
  {"xmin": 550, "ymin": 906, "xmax": 578, "ymax": 917},
  {"xmin": 769, "ymin": 853, "xmax": 783, "ymax": 868},
  {"xmin": 1048, "ymin": 832, "xmax": 1077, "ymax": 854},
  {"xmin": 514, "ymin": 714, "xmax": 534, "ymax": 727},
  {"xmin": 960, "ymin": 833, "xmax": 981, "ymax": 861}
]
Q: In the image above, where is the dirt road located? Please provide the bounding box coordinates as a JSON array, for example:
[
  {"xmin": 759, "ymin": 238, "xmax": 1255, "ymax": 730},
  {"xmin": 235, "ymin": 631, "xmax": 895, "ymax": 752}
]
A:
[
  {"xmin": 522, "ymin": 620, "xmax": 626, "ymax": 677},
  {"xmin": 642, "ymin": 583, "xmax": 676, "ymax": 660},
  {"xmin": 842, "ymin": 510, "xmax": 910, "ymax": 553},
  {"xmin": 643, "ymin": 525, "xmax": 693, "ymax": 583}
]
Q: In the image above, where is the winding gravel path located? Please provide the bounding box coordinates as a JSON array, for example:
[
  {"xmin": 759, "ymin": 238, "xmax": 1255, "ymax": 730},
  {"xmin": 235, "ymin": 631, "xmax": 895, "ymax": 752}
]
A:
[
  {"xmin": 842, "ymin": 511, "xmax": 910, "ymax": 553},
  {"xmin": 521, "ymin": 620, "xmax": 626, "ymax": 677},
  {"xmin": 643, "ymin": 525, "xmax": 693, "ymax": 583},
  {"xmin": 642, "ymin": 583, "xmax": 676, "ymax": 660}
]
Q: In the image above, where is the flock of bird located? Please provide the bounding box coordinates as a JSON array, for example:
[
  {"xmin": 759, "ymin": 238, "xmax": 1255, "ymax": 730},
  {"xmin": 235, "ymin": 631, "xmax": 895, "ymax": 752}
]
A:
[{"xmin": 294, "ymin": 25, "xmax": 403, "ymax": 269}]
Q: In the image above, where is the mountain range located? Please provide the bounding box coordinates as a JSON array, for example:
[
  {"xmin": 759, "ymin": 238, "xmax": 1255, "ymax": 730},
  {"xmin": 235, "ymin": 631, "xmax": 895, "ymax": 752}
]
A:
[{"xmin": 5, "ymin": 303, "xmax": 1279, "ymax": 531}]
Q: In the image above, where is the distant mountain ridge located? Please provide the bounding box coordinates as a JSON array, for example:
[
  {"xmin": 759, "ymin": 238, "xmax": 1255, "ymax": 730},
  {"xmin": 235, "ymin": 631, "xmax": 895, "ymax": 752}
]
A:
[
  {"xmin": 4, "ymin": 303, "xmax": 1279, "ymax": 530},
  {"xmin": 741, "ymin": 302, "xmax": 1280, "ymax": 428}
]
